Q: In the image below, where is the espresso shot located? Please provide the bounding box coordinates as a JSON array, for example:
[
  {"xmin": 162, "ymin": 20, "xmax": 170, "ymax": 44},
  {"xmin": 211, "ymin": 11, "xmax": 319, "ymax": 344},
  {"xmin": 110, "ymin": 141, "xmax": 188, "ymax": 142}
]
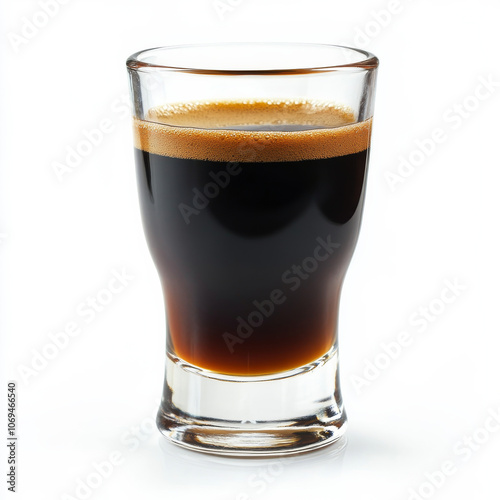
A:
[{"xmin": 133, "ymin": 100, "xmax": 371, "ymax": 376}]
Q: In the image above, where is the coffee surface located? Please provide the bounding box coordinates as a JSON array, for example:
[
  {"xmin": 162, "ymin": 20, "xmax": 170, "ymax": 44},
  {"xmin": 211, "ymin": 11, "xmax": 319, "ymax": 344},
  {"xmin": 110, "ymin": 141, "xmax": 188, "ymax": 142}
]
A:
[{"xmin": 133, "ymin": 99, "xmax": 371, "ymax": 162}]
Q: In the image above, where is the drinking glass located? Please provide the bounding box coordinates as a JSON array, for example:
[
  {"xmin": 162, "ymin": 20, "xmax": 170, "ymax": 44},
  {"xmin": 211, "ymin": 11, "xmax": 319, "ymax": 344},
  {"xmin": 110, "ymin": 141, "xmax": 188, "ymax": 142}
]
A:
[{"xmin": 126, "ymin": 43, "xmax": 378, "ymax": 456}]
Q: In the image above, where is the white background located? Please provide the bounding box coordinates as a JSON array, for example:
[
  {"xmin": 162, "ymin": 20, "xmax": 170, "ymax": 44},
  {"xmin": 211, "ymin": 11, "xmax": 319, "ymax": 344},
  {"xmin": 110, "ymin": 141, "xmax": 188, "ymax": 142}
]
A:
[{"xmin": 1, "ymin": 0, "xmax": 500, "ymax": 499}]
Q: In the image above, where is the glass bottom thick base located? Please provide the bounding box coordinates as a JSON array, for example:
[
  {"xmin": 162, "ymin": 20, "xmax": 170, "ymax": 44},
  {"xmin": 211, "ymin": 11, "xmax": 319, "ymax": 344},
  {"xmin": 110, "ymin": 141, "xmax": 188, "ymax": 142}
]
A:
[{"xmin": 157, "ymin": 347, "xmax": 347, "ymax": 457}]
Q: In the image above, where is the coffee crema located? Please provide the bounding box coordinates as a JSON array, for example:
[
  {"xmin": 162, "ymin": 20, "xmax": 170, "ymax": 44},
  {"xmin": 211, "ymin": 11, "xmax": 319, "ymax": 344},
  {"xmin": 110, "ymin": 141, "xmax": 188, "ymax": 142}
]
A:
[{"xmin": 133, "ymin": 99, "xmax": 372, "ymax": 162}]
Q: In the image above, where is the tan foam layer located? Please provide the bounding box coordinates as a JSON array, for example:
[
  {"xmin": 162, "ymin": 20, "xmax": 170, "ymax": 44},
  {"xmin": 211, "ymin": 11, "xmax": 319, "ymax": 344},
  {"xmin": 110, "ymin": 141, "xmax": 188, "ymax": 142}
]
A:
[{"xmin": 133, "ymin": 100, "xmax": 372, "ymax": 162}]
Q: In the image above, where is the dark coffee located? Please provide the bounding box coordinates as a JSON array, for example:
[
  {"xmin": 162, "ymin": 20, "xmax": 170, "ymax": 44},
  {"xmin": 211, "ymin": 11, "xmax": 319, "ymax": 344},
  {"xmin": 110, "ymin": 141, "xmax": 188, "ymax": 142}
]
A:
[{"xmin": 133, "ymin": 100, "xmax": 371, "ymax": 376}]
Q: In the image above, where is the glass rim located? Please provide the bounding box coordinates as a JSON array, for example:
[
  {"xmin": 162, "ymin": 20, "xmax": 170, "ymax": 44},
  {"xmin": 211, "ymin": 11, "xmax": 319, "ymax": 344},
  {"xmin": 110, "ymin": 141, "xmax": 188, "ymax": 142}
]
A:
[{"xmin": 126, "ymin": 42, "xmax": 379, "ymax": 75}]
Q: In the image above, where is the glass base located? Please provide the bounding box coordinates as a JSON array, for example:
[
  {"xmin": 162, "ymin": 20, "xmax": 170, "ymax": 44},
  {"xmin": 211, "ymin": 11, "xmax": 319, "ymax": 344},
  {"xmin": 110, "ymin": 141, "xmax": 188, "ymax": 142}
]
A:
[{"xmin": 156, "ymin": 347, "xmax": 347, "ymax": 457}]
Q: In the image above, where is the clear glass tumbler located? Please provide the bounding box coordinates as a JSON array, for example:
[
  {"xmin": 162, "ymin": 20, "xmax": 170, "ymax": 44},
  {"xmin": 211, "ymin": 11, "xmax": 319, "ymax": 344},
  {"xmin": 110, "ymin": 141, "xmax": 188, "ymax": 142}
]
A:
[{"xmin": 126, "ymin": 43, "xmax": 378, "ymax": 456}]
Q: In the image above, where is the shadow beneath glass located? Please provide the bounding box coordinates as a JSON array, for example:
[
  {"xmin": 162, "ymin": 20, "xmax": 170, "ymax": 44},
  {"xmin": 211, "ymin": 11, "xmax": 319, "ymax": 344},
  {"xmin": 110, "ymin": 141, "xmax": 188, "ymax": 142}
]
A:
[{"xmin": 156, "ymin": 435, "xmax": 348, "ymax": 497}]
